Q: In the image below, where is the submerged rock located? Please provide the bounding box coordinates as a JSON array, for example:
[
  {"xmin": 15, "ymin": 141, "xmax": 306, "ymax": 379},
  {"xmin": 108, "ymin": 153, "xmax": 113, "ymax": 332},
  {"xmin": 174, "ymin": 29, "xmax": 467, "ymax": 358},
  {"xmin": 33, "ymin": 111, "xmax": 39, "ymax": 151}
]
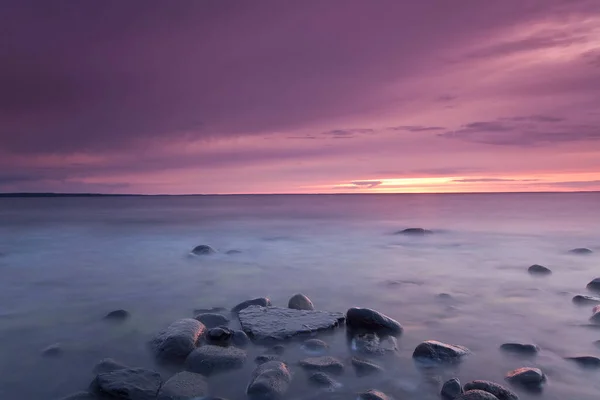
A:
[
  {"xmin": 191, "ymin": 245, "xmax": 216, "ymax": 255},
  {"xmin": 565, "ymin": 355, "xmax": 600, "ymax": 368},
  {"xmin": 346, "ymin": 307, "xmax": 403, "ymax": 335},
  {"xmin": 103, "ymin": 309, "xmax": 130, "ymax": 321},
  {"xmin": 232, "ymin": 298, "xmax": 271, "ymax": 314},
  {"xmin": 441, "ymin": 378, "xmax": 463, "ymax": 399},
  {"xmin": 232, "ymin": 330, "xmax": 250, "ymax": 347},
  {"xmin": 268, "ymin": 344, "xmax": 286, "ymax": 355},
  {"xmin": 499, "ymin": 343, "xmax": 539, "ymax": 355},
  {"xmin": 307, "ymin": 372, "xmax": 341, "ymax": 389},
  {"xmin": 412, "ymin": 340, "xmax": 470, "ymax": 362},
  {"xmin": 157, "ymin": 371, "xmax": 207, "ymax": 400},
  {"xmin": 302, "ymin": 338, "xmax": 328, "ymax": 354},
  {"xmin": 238, "ymin": 306, "xmax": 344, "ymax": 341},
  {"xmin": 206, "ymin": 327, "xmax": 234, "ymax": 346},
  {"xmin": 185, "ymin": 344, "xmax": 247, "ymax": 375},
  {"xmin": 586, "ymin": 278, "xmax": 600, "ymax": 292},
  {"xmin": 358, "ymin": 389, "xmax": 390, "ymax": 400},
  {"xmin": 299, "ymin": 356, "xmax": 344, "ymax": 374},
  {"xmin": 195, "ymin": 313, "xmax": 230, "ymax": 328},
  {"xmin": 505, "ymin": 367, "xmax": 545, "ymax": 386},
  {"xmin": 247, "ymin": 361, "xmax": 291, "ymax": 400},
  {"xmin": 463, "ymin": 381, "xmax": 518, "ymax": 400},
  {"xmin": 151, "ymin": 318, "xmax": 206, "ymax": 361},
  {"xmin": 395, "ymin": 228, "xmax": 433, "ymax": 236},
  {"xmin": 93, "ymin": 368, "xmax": 162, "ymax": 400},
  {"xmin": 590, "ymin": 306, "xmax": 600, "ymax": 324},
  {"xmin": 572, "ymin": 295, "xmax": 600, "ymax": 305},
  {"xmin": 288, "ymin": 293, "xmax": 314, "ymax": 310},
  {"xmin": 350, "ymin": 332, "xmax": 397, "ymax": 355},
  {"xmin": 41, "ymin": 343, "xmax": 62, "ymax": 357},
  {"xmin": 351, "ymin": 357, "xmax": 384, "ymax": 376},
  {"xmin": 457, "ymin": 390, "xmax": 499, "ymax": 400},
  {"xmin": 569, "ymin": 247, "xmax": 593, "ymax": 255},
  {"xmin": 93, "ymin": 358, "xmax": 128, "ymax": 374},
  {"xmin": 226, "ymin": 249, "xmax": 242, "ymax": 255},
  {"xmin": 527, "ymin": 265, "xmax": 551, "ymax": 275},
  {"xmin": 255, "ymin": 354, "xmax": 281, "ymax": 364}
]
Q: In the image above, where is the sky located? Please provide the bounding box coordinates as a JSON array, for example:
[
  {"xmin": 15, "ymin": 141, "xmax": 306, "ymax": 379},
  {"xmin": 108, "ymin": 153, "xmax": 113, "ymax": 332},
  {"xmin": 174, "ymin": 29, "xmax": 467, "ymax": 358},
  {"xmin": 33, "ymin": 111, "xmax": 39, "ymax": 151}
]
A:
[{"xmin": 1, "ymin": 0, "xmax": 600, "ymax": 194}]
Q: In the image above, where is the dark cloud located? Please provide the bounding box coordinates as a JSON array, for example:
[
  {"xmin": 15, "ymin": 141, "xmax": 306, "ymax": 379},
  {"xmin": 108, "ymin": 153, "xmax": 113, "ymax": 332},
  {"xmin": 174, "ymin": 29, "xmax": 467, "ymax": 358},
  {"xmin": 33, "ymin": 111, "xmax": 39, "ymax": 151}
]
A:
[
  {"xmin": 501, "ymin": 115, "xmax": 565, "ymax": 123},
  {"xmin": 387, "ymin": 126, "xmax": 446, "ymax": 132},
  {"xmin": 321, "ymin": 129, "xmax": 375, "ymax": 138},
  {"xmin": 350, "ymin": 180, "xmax": 382, "ymax": 188}
]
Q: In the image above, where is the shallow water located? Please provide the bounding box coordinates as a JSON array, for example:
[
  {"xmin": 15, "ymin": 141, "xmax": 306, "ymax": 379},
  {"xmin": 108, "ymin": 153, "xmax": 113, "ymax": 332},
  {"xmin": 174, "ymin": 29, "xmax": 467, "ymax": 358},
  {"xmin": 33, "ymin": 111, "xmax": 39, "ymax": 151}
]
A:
[{"xmin": 0, "ymin": 193, "xmax": 599, "ymax": 400}]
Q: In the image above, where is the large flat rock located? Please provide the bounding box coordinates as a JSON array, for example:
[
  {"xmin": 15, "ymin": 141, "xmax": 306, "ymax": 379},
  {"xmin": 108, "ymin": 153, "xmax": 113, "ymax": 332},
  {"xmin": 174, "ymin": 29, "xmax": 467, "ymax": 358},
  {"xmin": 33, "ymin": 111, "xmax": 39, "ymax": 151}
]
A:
[{"xmin": 238, "ymin": 306, "xmax": 345, "ymax": 341}]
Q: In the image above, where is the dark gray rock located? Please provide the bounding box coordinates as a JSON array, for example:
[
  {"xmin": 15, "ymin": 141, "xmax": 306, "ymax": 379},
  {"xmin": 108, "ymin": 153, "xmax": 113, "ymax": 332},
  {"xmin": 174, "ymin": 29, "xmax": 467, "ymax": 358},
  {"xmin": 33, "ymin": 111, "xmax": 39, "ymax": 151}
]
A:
[
  {"xmin": 42, "ymin": 343, "xmax": 62, "ymax": 357},
  {"xmin": 104, "ymin": 309, "xmax": 130, "ymax": 321},
  {"xmin": 505, "ymin": 367, "xmax": 545, "ymax": 386},
  {"xmin": 307, "ymin": 372, "xmax": 341, "ymax": 389},
  {"xmin": 499, "ymin": 343, "xmax": 539, "ymax": 355},
  {"xmin": 247, "ymin": 361, "xmax": 291, "ymax": 400},
  {"xmin": 358, "ymin": 389, "xmax": 390, "ymax": 400},
  {"xmin": 232, "ymin": 330, "xmax": 250, "ymax": 347},
  {"xmin": 191, "ymin": 245, "xmax": 216, "ymax": 255},
  {"xmin": 151, "ymin": 319, "xmax": 206, "ymax": 361},
  {"xmin": 157, "ymin": 371, "xmax": 207, "ymax": 400},
  {"xmin": 302, "ymin": 338, "xmax": 328, "ymax": 354},
  {"xmin": 412, "ymin": 340, "xmax": 470, "ymax": 362},
  {"xmin": 93, "ymin": 358, "xmax": 128, "ymax": 374},
  {"xmin": 299, "ymin": 356, "xmax": 344, "ymax": 374},
  {"xmin": 238, "ymin": 306, "xmax": 344, "ymax": 341},
  {"xmin": 441, "ymin": 378, "xmax": 463, "ymax": 399},
  {"xmin": 185, "ymin": 344, "xmax": 246, "ymax": 375},
  {"xmin": 395, "ymin": 228, "xmax": 433, "ymax": 236},
  {"xmin": 193, "ymin": 307, "xmax": 228, "ymax": 314},
  {"xmin": 346, "ymin": 307, "xmax": 403, "ymax": 335},
  {"xmin": 351, "ymin": 357, "xmax": 383, "ymax": 376},
  {"xmin": 457, "ymin": 390, "xmax": 499, "ymax": 400},
  {"xmin": 288, "ymin": 293, "xmax": 314, "ymax": 310},
  {"xmin": 269, "ymin": 344, "xmax": 286, "ymax": 355},
  {"xmin": 590, "ymin": 306, "xmax": 600, "ymax": 324},
  {"xmin": 255, "ymin": 354, "xmax": 281, "ymax": 364},
  {"xmin": 587, "ymin": 278, "xmax": 600, "ymax": 292},
  {"xmin": 572, "ymin": 295, "xmax": 600, "ymax": 305},
  {"xmin": 93, "ymin": 368, "xmax": 162, "ymax": 400},
  {"xmin": 195, "ymin": 313, "xmax": 230, "ymax": 328},
  {"xmin": 569, "ymin": 247, "xmax": 593, "ymax": 255},
  {"xmin": 527, "ymin": 265, "xmax": 551, "ymax": 275},
  {"xmin": 232, "ymin": 298, "xmax": 271, "ymax": 314},
  {"xmin": 206, "ymin": 327, "xmax": 233, "ymax": 346},
  {"xmin": 463, "ymin": 381, "xmax": 518, "ymax": 400},
  {"xmin": 565, "ymin": 355, "xmax": 600, "ymax": 368},
  {"xmin": 350, "ymin": 333, "xmax": 397, "ymax": 355}
]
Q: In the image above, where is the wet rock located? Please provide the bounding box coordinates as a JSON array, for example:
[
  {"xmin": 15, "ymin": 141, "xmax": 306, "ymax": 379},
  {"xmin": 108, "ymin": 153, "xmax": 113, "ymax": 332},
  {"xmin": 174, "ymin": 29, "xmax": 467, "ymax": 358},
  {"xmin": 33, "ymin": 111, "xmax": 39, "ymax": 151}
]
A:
[
  {"xmin": 572, "ymin": 295, "xmax": 600, "ymax": 305},
  {"xmin": 232, "ymin": 330, "xmax": 250, "ymax": 347},
  {"xmin": 457, "ymin": 390, "xmax": 499, "ymax": 400},
  {"xmin": 103, "ymin": 309, "xmax": 130, "ymax": 321},
  {"xmin": 441, "ymin": 378, "xmax": 463, "ymax": 399},
  {"xmin": 206, "ymin": 327, "xmax": 233, "ymax": 346},
  {"xmin": 569, "ymin": 247, "xmax": 593, "ymax": 255},
  {"xmin": 288, "ymin": 293, "xmax": 314, "ymax": 310},
  {"xmin": 185, "ymin": 344, "xmax": 246, "ymax": 375},
  {"xmin": 527, "ymin": 265, "xmax": 551, "ymax": 275},
  {"xmin": 350, "ymin": 333, "xmax": 397, "ymax": 355},
  {"xmin": 346, "ymin": 307, "xmax": 403, "ymax": 335},
  {"xmin": 238, "ymin": 306, "xmax": 344, "ymax": 341},
  {"xmin": 437, "ymin": 293, "xmax": 454, "ymax": 301},
  {"xmin": 93, "ymin": 358, "xmax": 128, "ymax": 374},
  {"xmin": 42, "ymin": 343, "xmax": 62, "ymax": 357},
  {"xmin": 307, "ymin": 372, "xmax": 341, "ymax": 389},
  {"xmin": 232, "ymin": 298, "xmax": 271, "ymax": 314},
  {"xmin": 590, "ymin": 306, "xmax": 600, "ymax": 324},
  {"xmin": 255, "ymin": 354, "xmax": 281, "ymax": 364},
  {"xmin": 412, "ymin": 340, "xmax": 470, "ymax": 362},
  {"xmin": 302, "ymin": 338, "xmax": 328, "ymax": 354},
  {"xmin": 463, "ymin": 381, "xmax": 518, "ymax": 400},
  {"xmin": 586, "ymin": 278, "xmax": 600, "ymax": 292},
  {"xmin": 505, "ymin": 367, "xmax": 545, "ymax": 386},
  {"xmin": 395, "ymin": 228, "xmax": 433, "ymax": 236},
  {"xmin": 195, "ymin": 313, "xmax": 230, "ymax": 328},
  {"xmin": 151, "ymin": 318, "xmax": 206, "ymax": 361},
  {"xmin": 93, "ymin": 368, "xmax": 162, "ymax": 400},
  {"xmin": 499, "ymin": 343, "xmax": 539, "ymax": 355},
  {"xmin": 191, "ymin": 245, "xmax": 216, "ymax": 255},
  {"xmin": 565, "ymin": 355, "xmax": 600, "ymax": 368},
  {"xmin": 351, "ymin": 357, "xmax": 384, "ymax": 376},
  {"xmin": 247, "ymin": 361, "xmax": 291, "ymax": 400},
  {"xmin": 157, "ymin": 371, "xmax": 207, "ymax": 400},
  {"xmin": 358, "ymin": 389, "xmax": 390, "ymax": 400},
  {"xmin": 299, "ymin": 356, "xmax": 344, "ymax": 374}
]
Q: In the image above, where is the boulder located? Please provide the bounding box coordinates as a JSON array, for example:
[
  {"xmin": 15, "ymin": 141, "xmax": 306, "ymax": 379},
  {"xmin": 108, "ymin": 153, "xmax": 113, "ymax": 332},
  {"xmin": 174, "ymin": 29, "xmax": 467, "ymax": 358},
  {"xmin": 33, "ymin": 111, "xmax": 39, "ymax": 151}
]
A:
[
  {"xmin": 302, "ymin": 338, "xmax": 328, "ymax": 354},
  {"xmin": 41, "ymin": 343, "xmax": 62, "ymax": 357},
  {"xmin": 457, "ymin": 390, "xmax": 499, "ymax": 400},
  {"xmin": 157, "ymin": 371, "xmax": 207, "ymax": 400},
  {"xmin": 358, "ymin": 389, "xmax": 390, "ymax": 400},
  {"xmin": 151, "ymin": 319, "xmax": 206, "ymax": 361},
  {"xmin": 395, "ymin": 228, "xmax": 433, "ymax": 236},
  {"xmin": 238, "ymin": 306, "xmax": 344, "ymax": 341},
  {"xmin": 246, "ymin": 361, "xmax": 291, "ymax": 400},
  {"xmin": 412, "ymin": 340, "xmax": 470, "ymax": 362},
  {"xmin": 93, "ymin": 358, "xmax": 128, "ymax": 374},
  {"xmin": 586, "ymin": 278, "xmax": 600, "ymax": 292},
  {"xmin": 565, "ymin": 355, "xmax": 600, "ymax": 368},
  {"xmin": 346, "ymin": 307, "xmax": 403, "ymax": 335},
  {"xmin": 103, "ymin": 309, "xmax": 130, "ymax": 321},
  {"xmin": 299, "ymin": 356, "xmax": 344, "ymax": 374},
  {"xmin": 505, "ymin": 367, "xmax": 545, "ymax": 386},
  {"xmin": 569, "ymin": 248, "xmax": 593, "ymax": 255},
  {"xmin": 93, "ymin": 368, "xmax": 162, "ymax": 400},
  {"xmin": 499, "ymin": 343, "xmax": 539, "ymax": 355},
  {"xmin": 232, "ymin": 330, "xmax": 251, "ymax": 347},
  {"xmin": 527, "ymin": 265, "xmax": 551, "ymax": 275},
  {"xmin": 307, "ymin": 372, "xmax": 341, "ymax": 389},
  {"xmin": 288, "ymin": 293, "xmax": 314, "ymax": 310},
  {"xmin": 195, "ymin": 313, "xmax": 230, "ymax": 328},
  {"xmin": 191, "ymin": 245, "xmax": 216, "ymax": 255},
  {"xmin": 441, "ymin": 378, "xmax": 463, "ymax": 399},
  {"xmin": 351, "ymin": 357, "xmax": 384, "ymax": 376},
  {"xmin": 463, "ymin": 381, "xmax": 518, "ymax": 400},
  {"xmin": 185, "ymin": 345, "xmax": 246, "ymax": 375},
  {"xmin": 572, "ymin": 295, "xmax": 600, "ymax": 305},
  {"xmin": 350, "ymin": 332, "xmax": 397, "ymax": 355},
  {"xmin": 232, "ymin": 298, "xmax": 271, "ymax": 314},
  {"xmin": 591, "ymin": 305, "xmax": 600, "ymax": 324},
  {"xmin": 206, "ymin": 327, "xmax": 233, "ymax": 346}
]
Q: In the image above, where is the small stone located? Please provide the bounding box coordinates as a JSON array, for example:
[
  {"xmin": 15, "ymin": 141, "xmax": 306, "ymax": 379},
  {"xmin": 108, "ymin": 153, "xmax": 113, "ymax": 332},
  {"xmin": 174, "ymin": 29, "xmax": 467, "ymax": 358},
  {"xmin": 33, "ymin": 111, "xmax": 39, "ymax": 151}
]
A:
[
  {"xmin": 93, "ymin": 358, "xmax": 128, "ymax": 374},
  {"xmin": 358, "ymin": 389, "xmax": 390, "ymax": 400},
  {"xmin": 151, "ymin": 318, "xmax": 206, "ymax": 361},
  {"xmin": 232, "ymin": 330, "xmax": 250, "ymax": 347},
  {"xmin": 93, "ymin": 368, "xmax": 162, "ymax": 400},
  {"xmin": 572, "ymin": 295, "xmax": 600, "ymax": 305},
  {"xmin": 255, "ymin": 354, "xmax": 281, "ymax": 364},
  {"xmin": 499, "ymin": 343, "xmax": 539, "ymax": 355},
  {"xmin": 185, "ymin": 345, "xmax": 246, "ymax": 375},
  {"xmin": 441, "ymin": 378, "xmax": 463, "ymax": 399},
  {"xmin": 288, "ymin": 293, "xmax": 314, "ymax": 310},
  {"xmin": 195, "ymin": 313, "xmax": 230, "ymax": 328},
  {"xmin": 457, "ymin": 390, "xmax": 499, "ymax": 400},
  {"xmin": 302, "ymin": 338, "xmax": 328, "ymax": 354},
  {"xmin": 569, "ymin": 247, "xmax": 593, "ymax": 255},
  {"xmin": 587, "ymin": 278, "xmax": 600, "ymax": 292},
  {"xmin": 232, "ymin": 297, "xmax": 271, "ymax": 313},
  {"xmin": 527, "ymin": 265, "xmax": 551, "ymax": 275},
  {"xmin": 299, "ymin": 356, "xmax": 344, "ymax": 374},
  {"xmin": 412, "ymin": 340, "xmax": 470, "ymax": 362},
  {"xmin": 307, "ymin": 372, "xmax": 341, "ymax": 389},
  {"xmin": 247, "ymin": 361, "xmax": 291, "ymax": 400},
  {"xmin": 157, "ymin": 371, "xmax": 207, "ymax": 400},
  {"xmin": 395, "ymin": 228, "xmax": 433, "ymax": 235},
  {"xmin": 42, "ymin": 343, "xmax": 62, "ymax": 357},
  {"xmin": 505, "ymin": 367, "xmax": 545, "ymax": 386},
  {"xmin": 463, "ymin": 380, "xmax": 518, "ymax": 400},
  {"xmin": 191, "ymin": 245, "xmax": 216, "ymax": 255},
  {"xmin": 206, "ymin": 327, "xmax": 233, "ymax": 346},
  {"xmin": 565, "ymin": 355, "xmax": 600, "ymax": 368},
  {"xmin": 346, "ymin": 307, "xmax": 403, "ymax": 335},
  {"xmin": 351, "ymin": 357, "xmax": 384, "ymax": 376}
]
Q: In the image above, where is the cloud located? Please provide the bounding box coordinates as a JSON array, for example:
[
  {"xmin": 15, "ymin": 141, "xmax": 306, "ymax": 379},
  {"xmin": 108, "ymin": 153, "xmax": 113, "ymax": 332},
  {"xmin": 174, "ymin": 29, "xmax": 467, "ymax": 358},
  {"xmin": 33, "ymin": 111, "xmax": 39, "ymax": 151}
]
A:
[
  {"xmin": 321, "ymin": 129, "xmax": 375, "ymax": 138},
  {"xmin": 452, "ymin": 178, "xmax": 540, "ymax": 183},
  {"xmin": 387, "ymin": 125, "xmax": 445, "ymax": 132},
  {"xmin": 541, "ymin": 179, "xmax": 600, "ymax": 189},
  {"xmin": 350, "ymin": 180, "xmax": 382, "ymax": 188}
]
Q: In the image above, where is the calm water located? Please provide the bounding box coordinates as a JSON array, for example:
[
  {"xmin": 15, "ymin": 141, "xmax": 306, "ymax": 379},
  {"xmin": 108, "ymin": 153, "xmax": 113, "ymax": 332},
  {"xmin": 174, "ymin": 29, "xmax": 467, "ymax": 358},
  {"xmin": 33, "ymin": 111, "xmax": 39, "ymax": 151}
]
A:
[{"xmin": 1, "ymin": 193, "xmax": 599, "ymax": 400}]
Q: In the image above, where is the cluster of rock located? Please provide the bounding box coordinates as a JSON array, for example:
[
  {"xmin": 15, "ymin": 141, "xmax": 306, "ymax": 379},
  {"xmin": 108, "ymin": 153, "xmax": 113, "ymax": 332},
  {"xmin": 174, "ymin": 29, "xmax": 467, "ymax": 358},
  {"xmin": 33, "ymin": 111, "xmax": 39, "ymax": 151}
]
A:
[{"xmin": 441, "ymin": 371, "xmax": 546, "ymax": 400}]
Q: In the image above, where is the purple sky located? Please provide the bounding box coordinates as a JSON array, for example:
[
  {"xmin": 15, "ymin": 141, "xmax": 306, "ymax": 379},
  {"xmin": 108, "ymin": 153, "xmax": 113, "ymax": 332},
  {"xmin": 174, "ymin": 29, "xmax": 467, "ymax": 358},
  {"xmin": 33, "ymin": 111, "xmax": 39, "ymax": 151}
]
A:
[{"xmin": 2, "ymin": 0, "xmax": 600, "ymax": 193}]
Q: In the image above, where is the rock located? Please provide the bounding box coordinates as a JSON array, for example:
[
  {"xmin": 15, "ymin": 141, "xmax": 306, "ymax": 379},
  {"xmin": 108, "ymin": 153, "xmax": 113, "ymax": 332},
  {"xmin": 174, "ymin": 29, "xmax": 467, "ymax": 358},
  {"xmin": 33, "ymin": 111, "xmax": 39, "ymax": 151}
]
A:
[
  {"xmin": 463, "ymin": 381, "xmax": 518, "ymax": 400},
  {"xmin": 527, "ymin": 265, "xmax": 551, "ymax": 275},
  {"xmin": 590, "ymin": 306, "xmax": 600, "ymax": 324},
  {"xmin": 206, "ymin": 327, "xmax": 233, "ymax": 346},
  {"xmin": 437, "ymin": 293, "xmax": 454, "ymax": 300},
  {"xmin": 346, "ymin": 307, "xmax": 403, "ymax": 335},
  {"xmin": 569, "ymin": 247, "xmax": 593, "ymax": 255},
  {"xmin": 299, "ymin": 356, "xmax": 344, "ymax": 374},
  {"xmin": 350, "ymin": 333, "xmax": 397, "ymax": 355},
  {"xmin": 505, "ymin": 367, "xmax": 545, "ymax": 386},
  {"xmin": 232, "ymin": 298, "xmax": 271, "ymax": 314},
  {"xmin": 191, "ymin": 245, "xmax": 216, "ymax": 255},
  {"xmin": 288, "ymin": 293, "xmax": 314, "ymax": 310},
  {"xmin": 565, "ymin": 355, "xmax": 600, "ymax": 368},
  {"xmin": 268, "ymin": 344, "xmax": 286, "ymax": 355},
  {"xmin": 93, "ymin": 368, "xmax": 162, "ymax": 400},
  {"xmin": 441, "ymin": 378, "xmax": 463, "ymax": 399},
  {"xmin": 457, "ymin": 390, "xmax": 499, "ymax": 400},
  {"xmin": 586, "ymin": 278, "xmax": 600, "ymax": 292},
  {"xmin": 351, "ymin": 357, "xmax": 384, "ymax": 376},
  {"xmin": 195, "ymin": 313, "xmax": 230, "ymax": 328},
  {"xmin": 255, "ymin": 354, "xmax": 281, "ymax": 364},
  {"xmin": 103, "ymin": 309, "xmax": 130, "ymax": 321},
  {"xmin": 185, "ymin": 344, "xmax": 246, "ymax": 375},
  {"xmin": 157, "ymin": 371, "xmax": 207, "ymax": 400},
  {"xmin": 412, "ymin": 340, "xmax": 470, "ymax": 362},
  {"xmin": 247, "ymin": 361, "xmax": 291, "ymax": 400},
  {"xmin": 193, "ymin": 307, "xmax": 228, "ymax": 314},
  {"xmin": 302, "ymin": 338, "xmax": 328, "ymax": 354},
  {"xmin": 395, "ymin": 228, "xmax": 433, "ymax": 236},
  {"xmin": 226, "ymin": 250, "xmax": 242, "ymax": 255},
  {"xmin": 594, "ymin": 339, "xmax": 600, "ymax": 348},
  {"xmin": 307, "ymin": 372, "xmax": 341, "ymax": 389},
  {"xmin": 499, "ymin": 343, "xmax": 539, "ymax": 355},
  {"xmin": 41, "ymin": 343, "xmax": 62, "ymax": 357},
  {"xmin": 151, "ymin": 318, "xmax": 206, "ymax": 361},
  {"xmin": 93, "ymin": 358, "xmax": 128, "ymax": 374},
  {"xmin": 358, "ymin": 389, "xmax": 390, "ymax": 400},
  {"xmin": 238, "ymin": 306, "xmax": 345, "ymax": 341},
  {"xmin": 232, "ymin": 330, "xmax": 250, "ymax": 347},
  {"xmin": 572, "ymin": 295, "xmax": 600, "ymax": 305}
]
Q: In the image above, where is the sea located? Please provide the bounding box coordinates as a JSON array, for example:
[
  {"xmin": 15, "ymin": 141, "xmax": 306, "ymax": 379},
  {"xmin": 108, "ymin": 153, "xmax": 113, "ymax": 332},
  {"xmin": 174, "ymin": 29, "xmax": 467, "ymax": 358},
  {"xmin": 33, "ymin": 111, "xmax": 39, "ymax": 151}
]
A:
[{"xmin": 0, "ymin": 193, "xmax": 599, "ymax": 400}]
